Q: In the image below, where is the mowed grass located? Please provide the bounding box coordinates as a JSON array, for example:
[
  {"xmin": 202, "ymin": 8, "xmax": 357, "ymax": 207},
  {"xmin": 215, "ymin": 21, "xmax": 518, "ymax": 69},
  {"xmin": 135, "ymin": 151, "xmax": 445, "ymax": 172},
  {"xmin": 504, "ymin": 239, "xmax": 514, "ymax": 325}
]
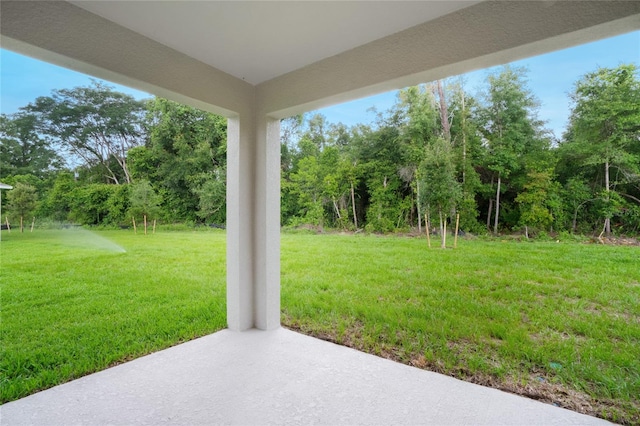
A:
[
  {"xmin": 1, "ymin": 229, "xmax": 226, "ymax": 403},
  {"xmin": 2, "ymin": 230, "xmax": 639, "ymax": 423},
  {"xmin": 281, "ymin": 234, "xmax": 640, "ymax": 424}
]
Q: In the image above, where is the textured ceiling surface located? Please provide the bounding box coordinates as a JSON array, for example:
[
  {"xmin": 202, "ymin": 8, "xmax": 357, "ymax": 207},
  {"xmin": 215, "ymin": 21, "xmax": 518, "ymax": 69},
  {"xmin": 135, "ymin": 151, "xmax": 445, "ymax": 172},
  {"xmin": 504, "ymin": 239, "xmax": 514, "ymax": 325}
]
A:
[
  {"xmin": 71, "ymin": 1, "xmax": 480, "ymax": 84},
  {"xmin": 2, "ymin": 1, "xmax": 638, "ymax": 116}
]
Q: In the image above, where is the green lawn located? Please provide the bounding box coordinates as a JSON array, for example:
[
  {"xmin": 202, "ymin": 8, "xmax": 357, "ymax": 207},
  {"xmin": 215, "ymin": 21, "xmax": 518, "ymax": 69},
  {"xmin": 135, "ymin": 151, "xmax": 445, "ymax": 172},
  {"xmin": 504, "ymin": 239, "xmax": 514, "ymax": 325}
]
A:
[
  {"xmin": 2, "ymin": 230, "xmax": 638, "ymax": 423},
  {"xmin": 1, "ymin": 229, "xmax": 227, "ymax": 403},
  {"xmin": 281, "ymin": 234, "xmax": 640, "ymax": 424}
]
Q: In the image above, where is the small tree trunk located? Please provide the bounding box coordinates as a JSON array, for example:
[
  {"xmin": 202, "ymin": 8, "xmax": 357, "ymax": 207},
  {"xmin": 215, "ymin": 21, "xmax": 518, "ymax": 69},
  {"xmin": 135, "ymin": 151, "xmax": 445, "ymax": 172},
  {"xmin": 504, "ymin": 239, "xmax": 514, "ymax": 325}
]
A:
[
  {"xmin": 454, "ymin": 213, "xmax": 460, "ymax": 248},
  {"xmin": 350, "ymin": 181, "xmax": 358, "ymax": 229},
  {"xmin": 439, "ymin": 209, "xmax": 445, "ymax": 249},
  {"xmin": 416, "ymin": 179, "xmax": 422, "ymax": 235},
  {"xmin": 105, "ymin": 164, "xmax": 120, "ymax": 185},
  {"xmin": 5, "ymin": 216, "xmax": 10, "ymax": 233},
  {"xmin": 425, "ymin": 212, "xmax": 431, "ymax": 249},
  {"xmin": 436, "ymin": 80, "xmax": 451, "ymax": 143},
  {"xmin": 31, "ymin": 217, "xmax": 35, "ymax": 232},
  {"xmin": 461, "ymin": 91, "xmax": 467, "ymax": 186},
  {"xmin": 20, "ymin": 216, "xmax": 23, "ymax": 233},
  {"xmin": 442, "ymin": 215, "xmax": 447, "ymax": 249},
  {"xmin": 333, "ymin": 200, "xmax": 341, "ymax": 220},
  {"xmin": 604, "ymin": 160, "xmax": 611, "ymax": 237},
  {"xmin": 598, "ymin": 220, "xmax": 607, "ymax": 244},
  {"xmin": 118, "ymin": 154, "xmax": 132, "ymax": 184},
  {"xmin": 132, "ymin": 216, "xmax": 137, "ymax": 234},
  {"xmin": 494, "ymin": 173, "xmax": 501, "ymax": 235}
]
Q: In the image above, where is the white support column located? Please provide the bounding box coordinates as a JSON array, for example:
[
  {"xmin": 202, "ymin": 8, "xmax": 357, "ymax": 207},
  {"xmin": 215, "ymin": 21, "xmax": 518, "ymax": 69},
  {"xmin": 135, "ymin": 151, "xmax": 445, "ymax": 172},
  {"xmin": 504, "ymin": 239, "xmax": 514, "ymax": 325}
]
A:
[
  {"xmin": 226, "ymin": 111, "xmax": 281, "ymax": 331},
  {"xmin": 226, "ymin": 114, "xmax": 255, "ymax": 331},
  {"xmin": 254, "ymin": 116, "xmax": 281, "ymax": 330}
]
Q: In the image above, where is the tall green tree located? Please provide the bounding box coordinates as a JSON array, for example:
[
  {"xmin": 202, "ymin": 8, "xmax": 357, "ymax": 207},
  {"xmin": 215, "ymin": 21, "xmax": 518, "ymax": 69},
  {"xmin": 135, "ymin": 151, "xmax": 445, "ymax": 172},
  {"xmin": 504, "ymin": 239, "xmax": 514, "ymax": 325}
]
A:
[
  {"xmin": 515, "ymin": 170, "xmax": 557, "ymax": 235},
  {"xmin": 6, "ymin": 182, "xmax": 38, "ymax": 232},
  {"xmin": 397, "ymin": 85, "xmax": 439, "ymax": 233},
  {"xmin": 144, "ymin": 98, "xmax": 227, "ymax": 222},
  {"xmin": 194, "ymin": 173, "xmax": 226, "ymax": 224},
  {"xmin": 338, "ymin": 125, "xmax": 367, "ymax": 229},
  {"xmin": 306, "ymin": 114, "xmax": 329, "ymax": 151},
  {"xmin": 358, "ymin": 121, "xmax": 407, "ymax": 232},
  {"xmin": 129, "ymin": 179, "xmax": 162, "ymax": 224},
  {"xmin": 419, "ymin": 137, "xmax": 461, "ymax": 247},
  {"xmin": 477, "ymin": 66, "xmax": 545, "ymax": 233},
  {"xmin": 320, "ymin": 146, "xmax": 352, "ymax": 229},
  {"xmin": 27, "ymin": 81, "xmax": 146, "ymax": 184},
  {"xmin": 282, "ymin": 116, "xmax": 362, "ymax": 229},
  {"xmin": 448, "ymin": 81, "xmax": 484, "ymax": 232},
  {"xmin": 41, "ymin": 172, "xmax": 78, "ymax": 221},
  {"xmin": 280, "ymin": 115, "xmax": 305, "ymax": 174},
  {"xmin": 562, "ymin": 177, "xmax": 594, "ymax": 234},
  {"xmin": 289, "ymin": 155, "xmax": 324, "ymax": 227},
  {"xmin": 562, "ymin": 64, "xmax": 640, "ymax": 236},
  {"xmin": 0, "ymin": 112, "xmax": 62, "ymax": 180},
  {"xmin": 68, "ymin": 184, "xmax": 116, "ymax": 225}
]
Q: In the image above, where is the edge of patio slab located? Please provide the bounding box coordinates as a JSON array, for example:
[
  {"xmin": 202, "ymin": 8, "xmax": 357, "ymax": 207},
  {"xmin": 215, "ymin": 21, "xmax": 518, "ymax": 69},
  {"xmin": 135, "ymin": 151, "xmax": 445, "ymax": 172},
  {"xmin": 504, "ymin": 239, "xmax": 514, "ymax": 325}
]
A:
[{"xmin": 1, "ymin": 328, "xmax": 611, "ymax": 425}]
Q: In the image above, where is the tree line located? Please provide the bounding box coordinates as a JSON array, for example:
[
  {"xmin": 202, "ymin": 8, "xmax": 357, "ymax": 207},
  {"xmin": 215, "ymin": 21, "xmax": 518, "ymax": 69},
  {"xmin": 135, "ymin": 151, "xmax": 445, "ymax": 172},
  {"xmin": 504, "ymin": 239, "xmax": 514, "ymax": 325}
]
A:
[
  {"xmin": 1, "ymin": 64, "xmax": 639, "ymax": 237},
  {"xmin": 1, "ymin": 82, "xmax": 227, "ymax": 228},
  {"xmin": 281, "ymin": 64, "xmax": 639, "ymax": 238}
]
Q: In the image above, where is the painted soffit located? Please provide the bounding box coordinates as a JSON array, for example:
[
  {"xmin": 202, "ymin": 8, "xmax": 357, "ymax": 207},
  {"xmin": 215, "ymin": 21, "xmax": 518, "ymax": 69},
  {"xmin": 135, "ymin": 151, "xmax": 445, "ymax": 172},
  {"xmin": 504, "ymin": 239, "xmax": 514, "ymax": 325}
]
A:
[
  {"xmin": 1, "ymin": 1, "xmax": 639, "ymax": 116},
  {"xmin": 70, "ymin": 1, "xmax": 482, "ymax": 85}
]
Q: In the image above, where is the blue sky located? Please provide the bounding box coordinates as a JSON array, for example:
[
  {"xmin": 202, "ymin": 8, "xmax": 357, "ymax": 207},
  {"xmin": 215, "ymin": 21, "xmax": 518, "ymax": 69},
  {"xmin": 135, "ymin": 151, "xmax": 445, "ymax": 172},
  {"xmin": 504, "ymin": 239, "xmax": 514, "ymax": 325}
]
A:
[
  {"xmin": 1, "ymin": 30, "xmax": 638, "ymax": 140},
  {"xmin": 313, "ymin": 30, "xmax": 639, "ymax": 139}
]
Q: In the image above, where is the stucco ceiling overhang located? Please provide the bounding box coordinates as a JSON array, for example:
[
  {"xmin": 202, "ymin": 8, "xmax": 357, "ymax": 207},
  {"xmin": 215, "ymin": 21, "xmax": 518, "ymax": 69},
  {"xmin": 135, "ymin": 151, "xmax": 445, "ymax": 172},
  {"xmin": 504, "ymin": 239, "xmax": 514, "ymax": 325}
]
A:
[
  {"xmin": 70, "ymin": 1, "xmax": 483, "ymax": 86},
  {"xmin": 1, "ymin": 1, "xmax": 639, "ymax": 118}
]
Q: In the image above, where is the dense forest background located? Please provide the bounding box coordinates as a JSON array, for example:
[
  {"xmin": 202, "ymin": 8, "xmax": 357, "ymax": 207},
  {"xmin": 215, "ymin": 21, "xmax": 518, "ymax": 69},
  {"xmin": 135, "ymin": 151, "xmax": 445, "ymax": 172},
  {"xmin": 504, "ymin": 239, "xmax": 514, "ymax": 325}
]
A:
[{"xmin": 1, "ymin": 64, "xmax": 638, "ymax": 237}]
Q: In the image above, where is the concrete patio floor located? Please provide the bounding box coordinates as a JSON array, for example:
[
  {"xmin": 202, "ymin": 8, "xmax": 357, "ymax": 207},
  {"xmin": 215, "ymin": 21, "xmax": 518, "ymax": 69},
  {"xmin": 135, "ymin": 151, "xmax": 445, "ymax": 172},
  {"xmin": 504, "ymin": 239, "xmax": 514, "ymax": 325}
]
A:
[{"xmin": 1, "ymin": 328, "xmax": 610, "ymax": 425}]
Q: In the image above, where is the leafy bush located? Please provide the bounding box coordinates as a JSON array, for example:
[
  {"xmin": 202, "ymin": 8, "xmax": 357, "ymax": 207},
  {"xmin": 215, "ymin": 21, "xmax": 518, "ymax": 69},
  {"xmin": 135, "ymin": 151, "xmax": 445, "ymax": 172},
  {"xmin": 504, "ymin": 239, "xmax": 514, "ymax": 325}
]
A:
[
  {"xmin": 105, "ymin": 184, "xmax": 131, "ymax": 225},
  {"xmin": 69, "ymin": 184, "xmax": 116, "ymax": 225},
  {"xmin": 128, "ymin": 180, "xmax": 162, "ymax": 223},
  {"xmin": 5, "ymin": 182, "xmax": 38, "ymax": 228},
  {"xmin": 39, "ymin": 173, "xmax": 77, "ymax": 221}
]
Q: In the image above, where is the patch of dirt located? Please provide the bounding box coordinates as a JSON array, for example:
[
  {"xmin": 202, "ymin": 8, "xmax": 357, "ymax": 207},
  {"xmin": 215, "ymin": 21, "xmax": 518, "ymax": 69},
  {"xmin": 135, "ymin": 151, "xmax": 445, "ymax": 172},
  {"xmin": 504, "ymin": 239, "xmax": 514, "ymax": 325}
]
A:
[
  {"xmin": 587, "ymin": 236, "xmax": 640, "ymax": 246},
  {"xmin": 501, "ymin": 375, "xmax": 594, "ymax": 413},
  {"xmin": 610, "ymin": 310, "xmax": 640, "ymax": 324},
  {"xmin": 408, "ymin": 357, "xmax": 639, "ymax": 425},
  {"xmin": 406, "ymin": 354, "xmax": 598, "ymax": 414}
]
